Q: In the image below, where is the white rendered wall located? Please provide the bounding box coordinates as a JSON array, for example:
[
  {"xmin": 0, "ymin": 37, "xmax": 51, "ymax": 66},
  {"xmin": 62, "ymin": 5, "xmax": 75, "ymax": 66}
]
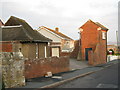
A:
[{"xmin": 38, "ymin": 29, "xmax": 61, "ymax": 43}]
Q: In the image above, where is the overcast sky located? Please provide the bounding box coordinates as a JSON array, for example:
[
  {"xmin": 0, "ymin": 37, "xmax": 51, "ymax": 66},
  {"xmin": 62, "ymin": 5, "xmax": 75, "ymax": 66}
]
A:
[{"xmin": 0, "ymin": 0, "xmax": 119, "ymax": 43}]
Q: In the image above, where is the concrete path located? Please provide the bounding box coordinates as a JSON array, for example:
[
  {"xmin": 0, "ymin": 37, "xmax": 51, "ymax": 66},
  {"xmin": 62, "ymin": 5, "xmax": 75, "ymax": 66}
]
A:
[{"xmin": 69, "ymin": 58, "xmax": 90, "ymax": 70}]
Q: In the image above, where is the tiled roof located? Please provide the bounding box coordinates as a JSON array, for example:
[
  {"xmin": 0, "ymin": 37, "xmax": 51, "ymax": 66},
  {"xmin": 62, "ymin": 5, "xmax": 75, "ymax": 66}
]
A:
[
  {"xmin": 80, "ymin": 19, "xmax": 108, "ymax": 30},
  {"xmin": 1, "ymin": 16, "xmax": 52, "ymax": 42},
  {"xmin": 40, "ymin": 26, "xmax": 73, "ymax": 40},
  {"xmin": 95, "ymin": 22, "xmax": 108, "ymax": 30}
]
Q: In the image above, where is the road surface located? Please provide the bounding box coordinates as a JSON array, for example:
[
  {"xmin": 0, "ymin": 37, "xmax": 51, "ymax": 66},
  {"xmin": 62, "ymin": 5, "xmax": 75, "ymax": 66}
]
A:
[{"xmin": 56, "ymin": 62, "xmax": 119, "ymax": 88}]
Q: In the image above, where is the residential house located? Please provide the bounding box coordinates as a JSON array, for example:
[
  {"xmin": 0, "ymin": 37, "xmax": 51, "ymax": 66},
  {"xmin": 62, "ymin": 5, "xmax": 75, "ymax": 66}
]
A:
[
  {"xmin": 79, "ymin": 19, "xmax": 109, "ymax": 65},
  {"xmin": 37, "ymin": 26, "xmax": 74, "ymax": 57},
  {"xmin": 1, "ymin": 16, "xmax": 52, "ymax": 59}
]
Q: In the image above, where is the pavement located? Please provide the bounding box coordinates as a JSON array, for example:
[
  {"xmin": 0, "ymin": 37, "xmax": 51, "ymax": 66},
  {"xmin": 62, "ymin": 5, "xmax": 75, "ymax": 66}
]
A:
[
  {"xmin": 69, "ymin": 58, "xmax": 90, "ymax": 70},
  {"xmin": 15, "ymin": 59, "xmax": 119, "ymax": 89}
]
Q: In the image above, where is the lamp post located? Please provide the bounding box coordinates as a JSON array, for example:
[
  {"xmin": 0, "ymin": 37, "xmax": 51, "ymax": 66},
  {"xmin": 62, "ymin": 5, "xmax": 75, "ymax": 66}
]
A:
[
  {"xmin": 77, "ymin": 31, "xmax": 82, "ymax": 60},
  {"xmin": 116, "ymin": 31, "xmax": 119, "ymax": 54},
  {"xmin": 116, "ymin": 31, "xmax": 118, "ymax": 45}
]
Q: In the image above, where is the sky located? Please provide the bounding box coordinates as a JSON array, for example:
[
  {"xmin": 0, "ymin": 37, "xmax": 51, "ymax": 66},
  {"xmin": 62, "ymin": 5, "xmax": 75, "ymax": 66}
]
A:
[{"xmin": 0, "ymin": 0, "xmax": 119, "ymax": 43}]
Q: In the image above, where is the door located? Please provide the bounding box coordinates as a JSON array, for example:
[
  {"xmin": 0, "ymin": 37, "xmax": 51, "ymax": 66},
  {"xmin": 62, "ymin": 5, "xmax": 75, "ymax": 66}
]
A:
[
  {"xmin": 52, "ymin": 47, "xmax": 59, "ymax": 57},
  {"xmin": 85, "ymin": 48, "xmax": 92, "ymax": 61}
]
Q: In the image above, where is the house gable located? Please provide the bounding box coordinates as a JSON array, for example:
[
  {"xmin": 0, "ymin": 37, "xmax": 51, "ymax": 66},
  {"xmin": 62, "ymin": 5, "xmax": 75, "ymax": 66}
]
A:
[
  {"xmin": 38, "ymin": 26, "xmax": 64, "ymax": 39},
  {"xmin": 39, "ymin": 26, "xmax": 73, "ymax": 40},
  {"xmin": 38, "ymin": 27, "xmax": 62, "ymax": 42},
  {"xmin": 80, "ymin": 19, "xmax": 108, "ymax": 32}
]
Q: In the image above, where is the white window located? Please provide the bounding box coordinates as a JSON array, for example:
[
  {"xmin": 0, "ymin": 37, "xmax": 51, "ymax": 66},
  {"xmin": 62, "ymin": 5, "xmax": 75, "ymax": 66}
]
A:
[{"xmin": 102, "ymin": 32, "xmax": 106, "ymax": 39}]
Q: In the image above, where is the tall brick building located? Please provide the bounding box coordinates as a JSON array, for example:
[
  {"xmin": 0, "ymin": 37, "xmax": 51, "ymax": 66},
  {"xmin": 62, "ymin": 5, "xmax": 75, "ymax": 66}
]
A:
[{"xmin": 79, "ymin": 19, "xmax": 109, "ymax": 65}]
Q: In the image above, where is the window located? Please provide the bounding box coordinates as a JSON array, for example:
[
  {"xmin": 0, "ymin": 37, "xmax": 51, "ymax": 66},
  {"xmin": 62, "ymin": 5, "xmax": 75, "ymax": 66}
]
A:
[
  {"xmin": 66, "ymin": 41, "xmax": 69, "ymax": 45},
  {"xmin": 102, "ymin": 32, "xmax": 106, "ymax": 39}
]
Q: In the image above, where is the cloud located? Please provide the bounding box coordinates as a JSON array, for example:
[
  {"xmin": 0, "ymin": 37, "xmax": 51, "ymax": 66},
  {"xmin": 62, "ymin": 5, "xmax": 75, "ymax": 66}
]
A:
[{"xmin": 1, "ymin": 0, "xmax": 119, "ymax": 42}]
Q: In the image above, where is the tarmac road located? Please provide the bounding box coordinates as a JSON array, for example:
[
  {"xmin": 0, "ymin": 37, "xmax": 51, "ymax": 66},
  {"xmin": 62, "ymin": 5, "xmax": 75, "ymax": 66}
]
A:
[{"xmin": 56, "ymin": 62, "xmax": 119, "ymax": 88}]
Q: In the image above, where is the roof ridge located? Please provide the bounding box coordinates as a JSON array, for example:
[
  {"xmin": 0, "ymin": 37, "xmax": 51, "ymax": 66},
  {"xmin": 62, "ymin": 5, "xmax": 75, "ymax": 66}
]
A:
[
  {"xmin": 95, "ymin": 22, "xmax": 108, "ymax": 30},
  {"xmin": 40, "ymin": 26, "xmax": 73, "ymax": 40},
  {"xmin": 80, "ymin": 19, "xmax": 108, "ymax": 30},
  {"xmin": 3, "ymin": 16, "xmax": 51, "ymax": 42}
]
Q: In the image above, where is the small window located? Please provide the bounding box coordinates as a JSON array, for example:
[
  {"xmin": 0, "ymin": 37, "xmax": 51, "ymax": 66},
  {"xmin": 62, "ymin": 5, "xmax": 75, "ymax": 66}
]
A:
[
  {"xmin": 66, "ymin": 41, "xmax": 69, "ymax": 45},
  {"xmin": 102, "ymin": 32, "xmax": 106, "ymax": 39}
]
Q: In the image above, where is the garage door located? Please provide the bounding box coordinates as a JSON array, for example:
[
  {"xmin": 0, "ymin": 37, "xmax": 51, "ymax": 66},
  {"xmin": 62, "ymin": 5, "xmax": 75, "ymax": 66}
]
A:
[{"xmin": 52, "ymin": 47, "xmax": 59, "ymax": 57}]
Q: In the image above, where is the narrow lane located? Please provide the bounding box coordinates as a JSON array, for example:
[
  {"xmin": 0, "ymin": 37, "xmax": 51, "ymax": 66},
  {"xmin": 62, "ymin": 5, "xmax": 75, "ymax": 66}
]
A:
[{"xmin": 56, "ymin": 62, "xmax": 119, "ymax": 88}]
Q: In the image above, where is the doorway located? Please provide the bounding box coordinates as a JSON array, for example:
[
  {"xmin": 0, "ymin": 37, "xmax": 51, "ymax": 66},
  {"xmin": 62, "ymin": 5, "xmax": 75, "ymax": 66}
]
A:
[{"xmin": 85, "ymin": 48, "xmax": 92, "ymax": 61}]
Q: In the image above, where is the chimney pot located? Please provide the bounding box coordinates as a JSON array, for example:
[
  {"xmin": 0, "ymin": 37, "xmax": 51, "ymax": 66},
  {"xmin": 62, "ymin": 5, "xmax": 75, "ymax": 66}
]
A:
[{"xmin": 55, "ymin": 27, "xmax": 59, "ymax": 32}]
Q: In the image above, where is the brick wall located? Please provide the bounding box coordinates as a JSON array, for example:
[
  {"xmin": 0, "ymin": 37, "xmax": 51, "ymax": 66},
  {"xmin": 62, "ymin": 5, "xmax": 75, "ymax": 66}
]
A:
[
  {"xmin": 0, "ymin": 42, "xmax": 13, "ymax": 52},
  {"xmin": 24, "ymin": 56, "xmax": 69, "ymax": 79},
  {"xmin": 60, "ymin": 52, "xmax": 71, "ymax": 57},
  {"xmin": 88, "ymin": 43, "xmax": 107, "ymax": 65},
  {"xmin": 81, "ymin": 20, "xmax": 99, "ymax": 60}
]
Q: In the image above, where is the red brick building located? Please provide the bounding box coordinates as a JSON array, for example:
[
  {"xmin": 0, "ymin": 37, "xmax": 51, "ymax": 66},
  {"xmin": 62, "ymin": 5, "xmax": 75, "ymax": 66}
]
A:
[{"xmin": 79, "ymin": 19, "xmax": 108, "ymax": 65}]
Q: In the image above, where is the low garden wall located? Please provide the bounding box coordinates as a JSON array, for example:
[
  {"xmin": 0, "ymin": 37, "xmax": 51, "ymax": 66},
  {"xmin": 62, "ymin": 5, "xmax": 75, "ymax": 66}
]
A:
[
  {"xmin": 107, "ymin": 55, "xmax": 120, "ymax": 62},
  {"xmin": 24, "ymin": 56, "xmax": 69, "ymax": 79}
]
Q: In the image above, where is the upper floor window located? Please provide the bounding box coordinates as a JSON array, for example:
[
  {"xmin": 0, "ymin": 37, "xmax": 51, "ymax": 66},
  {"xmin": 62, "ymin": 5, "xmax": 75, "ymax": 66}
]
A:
[
  {"xmin": 102, "ymin": 32, "xmax": 106, "ymax": 39},
  {"xmin": 65, "ymin": 41, "xmax": 69, "ymax": 45}
]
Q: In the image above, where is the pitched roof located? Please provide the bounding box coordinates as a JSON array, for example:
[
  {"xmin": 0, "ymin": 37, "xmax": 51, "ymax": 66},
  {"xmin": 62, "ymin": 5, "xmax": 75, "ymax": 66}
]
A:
[
  {"xmin": 1, "ymin": 16, "xmax": 52, "ymax": 42},
  {"xmin": 95, "ymin": 22, "xmax": 108, "ymax": 30},
  {"xmin": 80, "ymin": 19, "xmax": 108, "ymax": 30},
  {"xmin": 40, "ymin": 26, "xmax": 73, "ymax": 40}
]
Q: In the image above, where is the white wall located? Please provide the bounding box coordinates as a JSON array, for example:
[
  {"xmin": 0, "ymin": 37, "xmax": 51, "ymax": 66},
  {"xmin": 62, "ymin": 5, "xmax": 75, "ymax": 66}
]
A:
[
  {"xmin": 107, "ymin": 55, "xmax": 120, "ymax": 62},
  {"xmin": 38, "ymin": 29, "xmax": 61, "ymax": 42}
]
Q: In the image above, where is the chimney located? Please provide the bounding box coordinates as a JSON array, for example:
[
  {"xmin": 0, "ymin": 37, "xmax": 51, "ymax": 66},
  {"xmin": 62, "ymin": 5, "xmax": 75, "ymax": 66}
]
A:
[{"xmin": 55, "ymin": 27, "xmax": 59, "ymax": 32}]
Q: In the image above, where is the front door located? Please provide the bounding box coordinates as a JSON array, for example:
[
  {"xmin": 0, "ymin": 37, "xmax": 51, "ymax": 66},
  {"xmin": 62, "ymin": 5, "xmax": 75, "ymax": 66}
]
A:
[{"xmin": 85, "ymin": 48, "xmax": 92, "ymax": 61}]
